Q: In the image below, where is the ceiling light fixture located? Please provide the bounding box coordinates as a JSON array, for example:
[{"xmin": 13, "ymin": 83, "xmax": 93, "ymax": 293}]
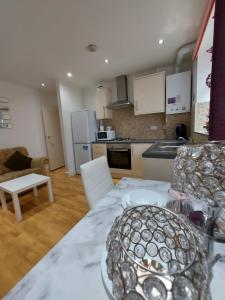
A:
[
  {"xmin": 41, "ymin": 83, "xmax": 45, "ymax": 87},
  {"xmin": 67, "ymin": 72, "xmax": 72, "ymax": 78},
  {"xmin": 159, "ymin": 39, "xmax": 164, "ymax": 45},
  {"xmin": 104, "ymin": 58, "xmax": 109, "ymax": 63}
]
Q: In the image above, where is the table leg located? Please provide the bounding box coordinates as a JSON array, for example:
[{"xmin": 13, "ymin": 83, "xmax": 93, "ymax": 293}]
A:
[
  {"xmin": 0, "ymin": 190, "xmax": 8, "ymax": 211},
  {"xmin": 33, "ymin": 186, "xmax": 38, "ymax": 197},
  {"xmin": 47, "ymin": 179, "xmax": 54, "ymax": 203},
  {"xmin": 12, "ymin": 193, "xmax": 22, "ymax": 222}
]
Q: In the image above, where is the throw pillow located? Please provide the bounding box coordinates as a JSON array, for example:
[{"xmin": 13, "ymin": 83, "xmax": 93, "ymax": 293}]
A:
[{"xmin": 4, "ymin": 151, "xmax": 32, "ymax": 171}]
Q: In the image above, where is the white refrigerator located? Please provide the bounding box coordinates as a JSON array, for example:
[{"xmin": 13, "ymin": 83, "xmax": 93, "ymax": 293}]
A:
[{"xmin": 71, "ymin": 110, "xmax": 97, "ymax": 174}]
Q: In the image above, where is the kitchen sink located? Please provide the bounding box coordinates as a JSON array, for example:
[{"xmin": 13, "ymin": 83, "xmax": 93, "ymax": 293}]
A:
[{"xmin": 159, "ymin": 145, "xmax": 179, "ymax": 149}]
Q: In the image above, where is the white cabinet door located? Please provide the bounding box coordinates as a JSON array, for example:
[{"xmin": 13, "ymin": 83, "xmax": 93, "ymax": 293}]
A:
[
  {"xmin": 92, "ymin": 144, "xmax": 107, "ymax": 159},
  {"xmin": 133, "ymin": 72, "xmax": 165, "ymax": 115},
  {"xmin": 131, "ymin": 144, "xmax": 152, "ymax": 177},
  {"xmin": 96, "ymin": 87, "xmax": 112, "ymax": 120}
]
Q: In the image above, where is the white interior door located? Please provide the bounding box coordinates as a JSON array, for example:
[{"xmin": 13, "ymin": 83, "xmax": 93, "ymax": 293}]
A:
[{"xmin": 42, "ymin": 106, "xmax": 65, "ymax": 170}]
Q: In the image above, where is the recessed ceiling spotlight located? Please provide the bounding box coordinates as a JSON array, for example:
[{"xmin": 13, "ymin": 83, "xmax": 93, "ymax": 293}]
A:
[
  {"xmin": 67, "ymin": 72, "xmax": 72, "ymax": 77},
  {"xmin": 104, "ymin": 58, "xmax": 109, "ymax": 63},
  {"xmin": 159, "ymin": 39, "xmax": 164, "ymax": 45},
  {"xmin": 41, "ymin": 83, "xmax": 45, "ymax": 87}
]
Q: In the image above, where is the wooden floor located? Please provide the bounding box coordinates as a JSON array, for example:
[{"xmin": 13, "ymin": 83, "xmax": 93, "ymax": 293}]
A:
[{"xmin": 0, "ymin": 168, "xmax": 90, "ymax": 298}]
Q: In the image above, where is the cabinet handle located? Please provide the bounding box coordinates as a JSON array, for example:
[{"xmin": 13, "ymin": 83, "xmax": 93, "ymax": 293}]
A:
[{"xmin": 131, "ymin": 146, "xmax": 133, "ymax": 156}]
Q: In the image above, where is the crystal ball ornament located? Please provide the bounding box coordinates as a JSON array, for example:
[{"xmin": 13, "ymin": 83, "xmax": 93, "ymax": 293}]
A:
[
  {"xmin": 173, "ymin": 143, "xmax": 225, "ymax": 207},
  {"xmin": 118, "ymin": 206, "xmax": 196, "ymax": 275},
  {"xmin": 104, "ymin": 205, "xmax": 209, "ymax": 300}
]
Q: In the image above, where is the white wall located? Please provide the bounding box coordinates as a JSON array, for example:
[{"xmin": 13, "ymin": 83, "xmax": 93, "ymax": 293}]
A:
[
  {"xmin": 0, "ymin": 80, "xmax": 58, "ymax": 157},
  {"xmin": 83, "ymin": 86, "xmax": 97, "ymax": 111},
  {"xmin": 57, "ymin": 81, "xmax": 83, "ymax": 175},
  {"xmin": 196, "ymin": 4, "xmax": 214, "ymax": 104}
]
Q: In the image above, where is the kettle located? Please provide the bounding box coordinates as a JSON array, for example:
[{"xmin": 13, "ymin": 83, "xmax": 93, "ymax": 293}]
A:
[{"xmin": 176, "ymin": 123, "xmax": 187, "ymax": 140}]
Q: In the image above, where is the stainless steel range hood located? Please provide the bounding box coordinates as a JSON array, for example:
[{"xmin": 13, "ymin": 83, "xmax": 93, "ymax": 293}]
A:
[{"xmin": 107, "ymin": 75, "xmax": 133, "ymax": 109}]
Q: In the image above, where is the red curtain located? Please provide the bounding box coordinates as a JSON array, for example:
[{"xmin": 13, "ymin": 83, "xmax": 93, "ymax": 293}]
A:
[{"xmin": 209, "ymin": 0, "xmax": 225, "ymax": 140}]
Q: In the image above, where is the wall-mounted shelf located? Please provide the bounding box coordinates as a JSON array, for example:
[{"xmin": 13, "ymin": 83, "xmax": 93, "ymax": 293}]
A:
[{"xmin": 0, "ymin": 97, "xmax": 12, "ymax": 128}]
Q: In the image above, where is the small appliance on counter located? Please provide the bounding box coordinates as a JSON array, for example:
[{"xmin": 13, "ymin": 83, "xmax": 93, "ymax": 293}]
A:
[
  {"xmin": 176, "ymin": 123, "xmax": 187, "ymax": 140},
  {"xmin": 97, "ymin": 129, "xmax": 115, "ymax": 141}
]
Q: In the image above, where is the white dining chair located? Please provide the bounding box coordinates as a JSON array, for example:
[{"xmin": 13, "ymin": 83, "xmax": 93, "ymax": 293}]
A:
[{"xmin": 80, "ymin": 156, "xmax": 114, "ymax": 209}]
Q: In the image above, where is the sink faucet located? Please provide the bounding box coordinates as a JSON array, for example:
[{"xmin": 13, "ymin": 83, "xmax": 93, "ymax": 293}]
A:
[
  {"xmin": 178, "ymin": 137, "xmax": 192, "ymax": 143},
  {"xmin": 178, "ymin": 137, "xmax": 187, "ymax": 141}
]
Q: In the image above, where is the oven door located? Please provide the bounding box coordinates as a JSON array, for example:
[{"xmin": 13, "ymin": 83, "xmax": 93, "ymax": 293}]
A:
[{"xmin": 107, "ymin": 148, "xmax": 131, "ymax": 170}]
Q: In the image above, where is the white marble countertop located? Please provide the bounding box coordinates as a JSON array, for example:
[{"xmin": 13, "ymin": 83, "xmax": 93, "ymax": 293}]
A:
[{"xmin": 3, "ymin": 178, "xmax": 225, "ymax": 300}]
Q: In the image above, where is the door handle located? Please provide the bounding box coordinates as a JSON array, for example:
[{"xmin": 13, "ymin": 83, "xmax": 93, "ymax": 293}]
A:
[{"xmin": 108, "ymin": 149, "xmax": 129, "ymax": 152}]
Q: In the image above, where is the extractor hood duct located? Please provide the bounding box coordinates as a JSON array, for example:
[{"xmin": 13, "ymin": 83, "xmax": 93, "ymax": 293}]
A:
[
  {"xmin": 175, "ymin": 42, "xmax": 195, "ymax": 73},
  {"xmin": 107, "ymin": 75, "xmax": 133, "ymax": 109}
]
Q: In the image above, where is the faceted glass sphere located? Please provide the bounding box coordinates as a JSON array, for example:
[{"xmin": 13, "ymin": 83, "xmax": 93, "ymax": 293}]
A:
[
  {"xmin": 105, "ymin": 205, "xmax": 208, "ymax": 300},
  {"xmin": 174, "ymin": 143, "xmax": 225, "ymax": 207},
  {"xmin": 117, "ymin": 206, "xmax": 196, "ymax": 276}
]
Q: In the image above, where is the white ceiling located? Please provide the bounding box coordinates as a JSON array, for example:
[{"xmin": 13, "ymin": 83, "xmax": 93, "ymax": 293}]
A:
[{"xmin": 0, "ymin": 0, "xmax": 207, "ymax": 90}]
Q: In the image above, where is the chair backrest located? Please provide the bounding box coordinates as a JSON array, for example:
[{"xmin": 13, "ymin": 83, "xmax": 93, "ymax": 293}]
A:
[{"xmin": 80, "ymin": 156, "xmax": 113, "ymax": 209}]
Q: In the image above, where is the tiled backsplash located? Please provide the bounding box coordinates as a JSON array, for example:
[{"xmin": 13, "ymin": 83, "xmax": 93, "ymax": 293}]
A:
[{"xmin": 103, "ymin": 107, "xmax": 191, "ymax": 139}]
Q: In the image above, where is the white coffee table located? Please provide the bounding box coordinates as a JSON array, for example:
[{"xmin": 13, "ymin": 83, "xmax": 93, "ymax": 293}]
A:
[{"xmin": 0, "ymin": 173, "xmax": 54, "ymax": 221}]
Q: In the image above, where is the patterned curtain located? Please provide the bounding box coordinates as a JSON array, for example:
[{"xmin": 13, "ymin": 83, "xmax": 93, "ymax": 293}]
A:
[{"xmin": 209, "ymin": 0, "xmax": 225, "ymax": 140}]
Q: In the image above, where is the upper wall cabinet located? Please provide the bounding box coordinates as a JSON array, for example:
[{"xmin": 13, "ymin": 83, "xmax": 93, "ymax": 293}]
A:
[
  {"xmin": 96, "ymin": 87, "xmax": 112, "ymax": 120},
  {"xmin": 133, "ymin": 71, "xmax": 165, "ymax": 115}
]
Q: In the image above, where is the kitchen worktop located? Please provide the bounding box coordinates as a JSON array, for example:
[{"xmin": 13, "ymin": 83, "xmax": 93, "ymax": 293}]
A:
[
  {"xmin": 142, "ymin": 140, "xmax": 186, "ymax": 159},
  {"xmin": 92, "ymin": 139, "xmax": 179, "ymax": 144}
]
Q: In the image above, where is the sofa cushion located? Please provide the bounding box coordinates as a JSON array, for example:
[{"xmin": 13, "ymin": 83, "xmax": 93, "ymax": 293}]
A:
[
  {"xmin": 0, "ymin": 147, "xmax": 28, "ymax": 175},
  {"xmin": 0, "ymin": 168, "xmax": 41, "ymax": 183},
  {"xmin": 4, "ymin": 151, "xmax": 32, "ymax": 171}
]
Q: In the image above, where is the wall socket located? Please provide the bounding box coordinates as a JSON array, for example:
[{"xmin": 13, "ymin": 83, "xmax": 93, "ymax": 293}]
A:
[
  {"xmin": 150, "ymin": 125, "xmax": 167, "ymax": 130},
  {"xmin": 150, "ymin": 125, "xmax": 158, "ymax": 130}
]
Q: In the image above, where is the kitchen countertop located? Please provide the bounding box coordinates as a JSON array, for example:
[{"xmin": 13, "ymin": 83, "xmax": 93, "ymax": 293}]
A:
[
  {"xmin": 142, "ymin": 140, "xmax": 186, "ymax": 159},
  {"xmin": 3, "ymin": 177, "xmax": 225, "ymax": 300},
  {"xmin": 92, "ymin": 139, "xmax": 179, "ymax": 144}
]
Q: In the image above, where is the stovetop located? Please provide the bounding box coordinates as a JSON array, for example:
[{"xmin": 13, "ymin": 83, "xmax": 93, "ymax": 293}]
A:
[{"xmin": 114, "ymin": 138, "xmax": 131, "ymax": 141}]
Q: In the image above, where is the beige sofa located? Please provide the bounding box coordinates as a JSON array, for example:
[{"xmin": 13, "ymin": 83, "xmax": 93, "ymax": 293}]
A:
[{"xmin": 0, "ymin": 147, "xmax": 49, "ymax": 183}]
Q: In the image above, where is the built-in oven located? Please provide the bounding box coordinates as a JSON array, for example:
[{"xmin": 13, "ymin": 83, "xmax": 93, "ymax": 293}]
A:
[{"xmin": 107, "ymin": 143, "xmax": 131, "ymax": 170}]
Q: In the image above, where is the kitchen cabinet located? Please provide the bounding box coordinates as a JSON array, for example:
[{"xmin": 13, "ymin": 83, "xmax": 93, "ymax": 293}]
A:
[
  {"xmin": 96, "ymin": 87, "xmax": 112, "ymax": 120},
  {"xmin": 133, "ymin": 71, "xmax": 165, "ymax": 115},
  {"xmin": 143, "ymin": 157, "xmax": 174, "ymax": 181},
  {"xmin": 131, "ymin": 144, "xmax": 153, "ymax": 177},
  {"xmin": 92, "ymin": 143, "xmax": 107, "ymax": 159}
]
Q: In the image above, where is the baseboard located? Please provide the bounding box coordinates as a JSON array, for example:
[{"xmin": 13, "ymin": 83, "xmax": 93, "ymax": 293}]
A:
[{"xmin": 65, "ymin": 169, "xmax": 76, "ymax": 177}]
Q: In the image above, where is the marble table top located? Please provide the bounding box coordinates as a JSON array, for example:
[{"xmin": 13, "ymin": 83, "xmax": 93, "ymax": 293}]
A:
[{"xmin": 3, "ymin": 178, "xmax": 225, "ymax": 300}]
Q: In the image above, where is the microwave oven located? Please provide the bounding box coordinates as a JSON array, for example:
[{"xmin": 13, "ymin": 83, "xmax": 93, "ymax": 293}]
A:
[{"xmin": 97, "ymin": 130, "xmax": 115, "ymax": 141}]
